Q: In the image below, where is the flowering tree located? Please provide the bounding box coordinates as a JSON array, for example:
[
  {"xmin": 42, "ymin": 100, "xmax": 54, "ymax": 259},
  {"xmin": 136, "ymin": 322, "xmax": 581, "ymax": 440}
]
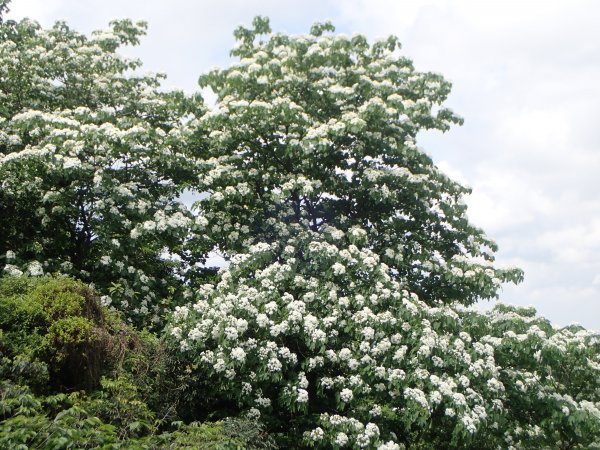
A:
[
  {"xmin": 0, "ymin": 14, "xmax": 202, "ymax": 322},
  {"xmin": 170, "ymin": 227, "xmax": 600, "ymax": 448},
  {"xmin": 1, "ymin": 7, "xmax": 598, "ymax": 448},
  {"xmin": 172, "ymin": 17, "xmax": 600, "ymax": 448},
  {"xmin": 188, "ymin": 17, "xmax": 522, "ymax": 307}
]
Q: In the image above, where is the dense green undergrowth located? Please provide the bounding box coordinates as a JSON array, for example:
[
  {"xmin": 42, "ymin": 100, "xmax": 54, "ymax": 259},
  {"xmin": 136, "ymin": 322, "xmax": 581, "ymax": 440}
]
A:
[{"xmin": 0, "ymin": 275, "xmax": 276, "ymax": 449}]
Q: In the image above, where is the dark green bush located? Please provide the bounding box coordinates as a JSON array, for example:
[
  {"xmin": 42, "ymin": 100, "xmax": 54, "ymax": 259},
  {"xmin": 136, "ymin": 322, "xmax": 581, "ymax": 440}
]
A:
[
  {"xmin": 0, "ymin": 275, "xmax": 277, "ymax": 449},
  {"xmin": 0, "ymin": 276, "xmax": 106, "ymax": 392},
  {"xmin": 0, "ymin": 379, "xmax": 275, "ymax": 449},
  {"xmin": 0, "ymin": 276, "xmax": 170, "ymax": 397}
]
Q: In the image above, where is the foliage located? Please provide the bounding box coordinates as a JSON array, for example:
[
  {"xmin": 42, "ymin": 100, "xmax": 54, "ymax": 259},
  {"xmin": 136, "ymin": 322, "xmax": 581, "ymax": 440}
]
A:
[
  {"xmin": 170, "ymin": 230, "xmax": 600, "ymax": 448},
  {"xmin": 0, "ymin": 275, "xmax": 276, "ymax": 449},
  {"xmin": 0, "ymin": 276, "xmax": 110, "ymax": 392},
  {"xmin": 0, "ymin": 7, "xmax": 598, "ymax": 450},
  {"xmin": 0, "ymin": 10, "xmax": 202, "ymax": 325},
  {"xmin": 0, "ymin": 275, "xmax": 186, "ymax": 420},
  {"xmin": 0, "ymin": 380, "xmax": 274, "ymax": 449},
  {"xmin": 187, "ymin": 16, "xmax": 522, "ymax": 307}
]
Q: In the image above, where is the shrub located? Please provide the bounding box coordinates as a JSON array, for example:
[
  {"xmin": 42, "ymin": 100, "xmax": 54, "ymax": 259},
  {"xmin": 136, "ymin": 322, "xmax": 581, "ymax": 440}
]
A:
[
  {"xmin": 169, "ymin": 230, "xmax": 600, "ymax": 448},
  {"xmin": 0, "ymin": 276, "xmax": 107, "ymax": 392},
  {"xmin": 0, "ymin": 380, "xmax": 275, "ymax": 449},
  {"xmin": 0, "ymin": 275, "xmax": 277, "ymax": 448}
]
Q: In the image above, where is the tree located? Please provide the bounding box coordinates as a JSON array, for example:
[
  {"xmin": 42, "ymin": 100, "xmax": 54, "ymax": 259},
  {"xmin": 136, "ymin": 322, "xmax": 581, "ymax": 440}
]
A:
[
  {"xmin": 172, "ymin": 18, "xmax": 600, "ymax": 449},
  {"xmin": 187, "ymin": 16, "xmax": 522, "ymax": 307},
  {"xmin": 0, "ymin": 8, "xmax": 598, "ymax": 449},
  {"xmin": 0, "ymin": 13, "xmax": 202, "ymax": 323},
  {"xmin": 171, "ymin": 229, "xmax": 600, "ymax": 448}
]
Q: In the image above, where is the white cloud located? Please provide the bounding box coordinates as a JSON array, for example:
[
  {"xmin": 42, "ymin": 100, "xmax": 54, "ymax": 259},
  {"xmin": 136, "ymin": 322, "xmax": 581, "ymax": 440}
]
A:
[
  {"xmin": 498, "ymin": 108, "xmax": 570, "ymax": 153},
  {"xmin": 435, "ymin": 160, "xmax": 469, "ymax": 187},
  {"xmin": 536, "ymin": 220, "xmax": 600, "ymax": 265},
  {"xmin": 5, "ymin": 0, "xmax": 60, "ymax": 23},
  {"xmin": 467, "ymin": 169, "xmax": 555, "ymax": 233}
]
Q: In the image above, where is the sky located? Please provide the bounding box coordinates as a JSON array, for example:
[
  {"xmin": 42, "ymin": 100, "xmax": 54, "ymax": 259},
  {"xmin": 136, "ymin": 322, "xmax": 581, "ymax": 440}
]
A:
[{"xmin": 7, "ymin": 0, "xmax": 600, "ymax": 329}]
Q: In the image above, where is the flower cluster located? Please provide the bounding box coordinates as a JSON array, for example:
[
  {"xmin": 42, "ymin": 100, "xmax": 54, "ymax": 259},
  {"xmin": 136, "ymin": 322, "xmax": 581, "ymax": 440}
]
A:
[{"xmin": 170, "ymin": 225, "xmax": 600, "ymax": 448}]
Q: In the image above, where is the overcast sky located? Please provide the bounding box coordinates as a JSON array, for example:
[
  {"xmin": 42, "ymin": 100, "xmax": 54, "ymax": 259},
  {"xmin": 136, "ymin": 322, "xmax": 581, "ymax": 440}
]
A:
[{"xmin": 7, "ymin": 0, "xmax": 600, "ymax": 329}]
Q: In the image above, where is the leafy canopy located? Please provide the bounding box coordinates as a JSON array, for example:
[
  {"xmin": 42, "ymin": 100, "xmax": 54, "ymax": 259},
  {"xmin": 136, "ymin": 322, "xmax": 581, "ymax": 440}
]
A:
[
  {"xmin": 0, "ymin": 13, "xmax": 201, "ymax": 325},
  {"xmin": 188, "ymin": 16, "xmax": 522, "ymax": 308},
  {"xmin": 171, "ymin": 17, "xmax": 599, "ymax": 450}
]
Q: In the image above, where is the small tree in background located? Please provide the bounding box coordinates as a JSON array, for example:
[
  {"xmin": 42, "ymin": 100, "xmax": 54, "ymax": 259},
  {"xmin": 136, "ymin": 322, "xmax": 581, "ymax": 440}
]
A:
[{"xmin": 0, "ymin": 13, "xmax": 203, "ymax": 323}]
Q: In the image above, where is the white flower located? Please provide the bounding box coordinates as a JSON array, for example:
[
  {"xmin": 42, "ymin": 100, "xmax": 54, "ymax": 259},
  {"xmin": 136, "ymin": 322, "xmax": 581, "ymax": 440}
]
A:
[
  {"xmin": 231, "ymin": 347, "xmax": 246, "ymax": 362},
  {"xmin": 247, "ymin": 407, "xmax": 260, "ymax": 419},
  {"xmin": 392, "ymin": 346, "xmax": 408, "ymax": 362},
  {"xmin": 267, "ymin": 357, "xmax": 282, "ymax": 372},
  {"xmin": 265, "ymin": 301, "xmax": 278, "ymax": 315},
  {"xmin": 339, "ymin": 348, "xmax": 352, "ymax": 360},
  {"xmin": 27, "ymin": 261, "xmax": 44, "ymax": 276},
  {"xmin": 365, "ymin": 423, "xmax": 379, "ymax": 438},
  {"xmin": 224, "ymin": 327, "xmax": 238, "ymax": 340},
  {"xmin": 461, "ymin": 415, "xmax": 477, "ymax": 433},
  {"xmin": 363, "ymin": 256, "xmax": 377, "ymax": 269},
  {"xmin": 430, "ymin": 391, "xmax": 442, "ymax": 405},
  {"xmin": 369, "ymin": 404, "xmax": 382, "ymax": 417},
  {"xmin": 214, "ymin": 359, "xmax": 226, "ymax": 373},
  {"xmin": 3, "ymin": 264, "xmax": 23, "ymax": 277},
  {"xmin": 5, "ymin": 250, "xmax": 15, "ymax": 260},
  {"xmin": 173, "ymin": 305, "xmax": 189, "ymax": 321},
  {"xmin": 195, "ymin": 215, "xmax": 209, "ymax": 228},
  {"xmin": 298, "ymin": 372, "xmax": 309, "ymax": 389},
  {"xmin": 256, "ymin": 313, "xmax": 270, "ymax": 328},
  {"xmin": 255, "ymin": 396, "xmax": 271, "ymax": 407},
  {"xmin": 404, "ymin": 388, "xmax": 429, "ymax": 410},
  {"xmin": 340, "ymin": 388, "xmax": 353, "ymax": 402},
  {"xmin": 335, "ymin": 432, "xmax": 349, "ymax": 446},
  {"xmin": 451, "ymin": 267, "xmax": 463, "ymax": 277},
  {"xmin": 487, "ymin": 378, "xmax": 504, "ymax": 392},
  {"xmin": 309, "ymin": 427, "xmax": 324, "ymax": 441},
  {"xmin": 332, "ymin": 262, "xmax": 346, "ymax": 275},
  {"xmin": 170, "ymin": 326, "xmax": 182, "ymax": 339},
  {"xmin": 362, "ymin": 327, "xmax": 375, "ymax": 340},
  {"xmin": 296, "ymin": 388, "xmax": 309, "ymax": 403},
  {"xmin": 452, "ymin": 392, "xmax": 467, "ymax": 407}
]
